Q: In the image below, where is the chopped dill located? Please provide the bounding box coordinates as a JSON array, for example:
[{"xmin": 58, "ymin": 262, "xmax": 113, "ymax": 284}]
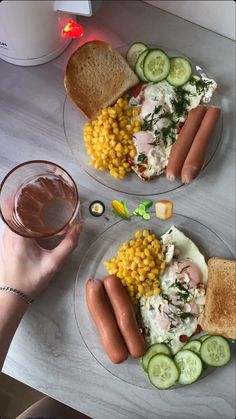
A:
[
  {"xmin": 141, "ymin": 105, "xmax": 162, "ymax": 131},
  {"xmin": 189, "ymin": 77, "xmax": 212, "ymax": 95},
  {"xmin": 163, "ymin": 337, "xmax": 173, "ymax": 345},
  {"xmin": 161, "ymin": 120, "xmax": 177, "ymax": 146},
  {"xmin": 172, "ymin": 87, "xmax": 190, "ymax": 118},
  {"xmin": 148, "ymin": 130, "xmax": 161, "ymax": 146},
  {"xmin": 170, "ymin": 279, "xmax": 190, "ymax": 302},
  {"xmin": 137, "ymin": 153, "xmax": 147, "ymax": 165},
  {"xmin": 178, "ymin": 312, "xmax": 194, "ymax": 320},
  {"xmin": 162, "ymin": 294, "xmax": 172, "ymax": 304}
]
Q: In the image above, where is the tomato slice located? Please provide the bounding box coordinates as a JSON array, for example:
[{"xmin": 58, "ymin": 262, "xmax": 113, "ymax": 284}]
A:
[
  {"xmin": 194, "ymin": 324, "xmax": 202, "ymax": 335},
  {"xmin": 138, "ymin": 165, "xmax": 147, "ymax": 173},
  {"xmin": 179, "ymin": 334, "xmax": 189, "ymax": 343},
  {"xmin": 130, "ymin": 84, "xmax": 143, "ymax": 98}
]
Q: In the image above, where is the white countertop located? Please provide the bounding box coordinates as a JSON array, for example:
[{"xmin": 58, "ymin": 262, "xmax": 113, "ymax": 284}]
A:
[{"xmin": 0, "ymin": 1, "xmax": 235, "ymax": 418}]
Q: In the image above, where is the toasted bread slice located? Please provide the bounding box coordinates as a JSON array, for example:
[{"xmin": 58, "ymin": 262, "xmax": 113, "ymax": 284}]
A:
[
  {"xmin": 64, "ymin": 40, "xmax": 139, "ymax": 120},
  {"xmin": 199, "ymin": 257, "xmax": 236, "ymax": 339}
]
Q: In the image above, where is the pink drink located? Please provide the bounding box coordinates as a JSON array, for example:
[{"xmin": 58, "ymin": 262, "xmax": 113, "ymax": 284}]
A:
[
  {"xmin": 14, "ymin": 175, "xmax": 77, "ymax": 235},
  {"xmin": 0, "ymin": 161, "xmax": 79, "ymax": 238}
]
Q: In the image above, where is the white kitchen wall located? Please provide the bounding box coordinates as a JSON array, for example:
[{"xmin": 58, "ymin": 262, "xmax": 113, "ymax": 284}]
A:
[{"xmin": 144, "ymin": 1, "xmax": 235, "ymax": 40}]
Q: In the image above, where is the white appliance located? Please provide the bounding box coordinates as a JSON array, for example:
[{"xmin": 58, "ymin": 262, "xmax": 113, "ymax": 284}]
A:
[{"xmin": 0, "ymin": 0, "xmax": 101, "ymax": 66}]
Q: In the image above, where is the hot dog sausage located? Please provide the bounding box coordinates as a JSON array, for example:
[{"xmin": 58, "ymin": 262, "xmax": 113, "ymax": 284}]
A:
[
  {"xmin": 166, "ymin": 105, "xmax": 207, "ymax": 181},
  {"xmin": 181, "ymin": 106, "xmax": 221, "ymax": 183},
  {"xmin": 86, "ymin": 278, "xmax": 128, "ymax": 364},
  {"xmin": 103, "ymin": 275, "xmax": 146, "ymax": 358}
]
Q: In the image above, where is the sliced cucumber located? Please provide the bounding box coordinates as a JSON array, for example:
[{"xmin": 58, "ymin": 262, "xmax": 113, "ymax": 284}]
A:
[
  {"xmin": 143, "ymin": 213, "xmax": 151, "ymax": 220},
  {"xmin": 127, "ymin": 42, "xmax": 148, "ymax": 70},
  {"xmin": 137, "ymin": 208, "xmax": 146, "ymax": 216},
  {"xmin": 135, "ymin": 50, "xmax": 149, "ymax": 82},
  {"xmin": 166, "ymin": 57, "xmax": 192, "ymax": 87},
  {"xmin": 200, "ymin": 334, "xmax": 212, "ymax": 342},
  {"xmin": 143, "ymin": 49, "xmax": 170, "ymax": 82},
  {"xmin": 142, "ymin": 343, "xmax": 171, "ymax": 372},
  {"xmin": 148, "ymin": 354, "xmax": 179, "ymax": 390},
  {"xmin": 182, "ymin": 340, "xmax": 201, "ymax": 354},
  {"xmin": 174, "ymin": 350, "xmax": 202, "ymax": 385},
  {"xmin": 200, "ymin": 336, "xmax": 231, "ymax": 367}
]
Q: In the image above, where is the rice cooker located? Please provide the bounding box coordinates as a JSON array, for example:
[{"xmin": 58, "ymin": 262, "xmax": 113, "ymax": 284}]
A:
[{"xmin": 0, "ymin": 0, "xmax": 101, "ymax": 66}]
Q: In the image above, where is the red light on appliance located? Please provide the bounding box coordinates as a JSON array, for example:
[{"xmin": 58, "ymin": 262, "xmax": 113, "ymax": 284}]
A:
[{"xmin": 63, "ymin": 19, "xmax": 84, "ymax": 38}]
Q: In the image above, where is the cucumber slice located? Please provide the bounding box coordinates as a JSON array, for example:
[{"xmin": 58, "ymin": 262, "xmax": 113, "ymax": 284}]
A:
[
  {"xmin": 200, "ymin": 334, "xmax": 212, "ymax": 342},
  {"xmin": 182, "ymin": 340, "xmax": 201, "ymax": 354},
  {"xmin": 143, "ymin": 49, "xmax": 170, "ymax": 82},
  {"xmin": 138, "ymin": 203, "xmax": 147, "ymax": 211},
  {"xmin": 174, "ymin": 350, "xmax": 202, "ymax": 385},
  {"xmin": 127, "ymin": 42, "xmax": 148, "ymax": 70},
  {"xmin": 142, "ymin": 343, "xmax": 171, "ymax": 372},
  {"xmin": 135, "ymin": 50, "xmax": 149, "ymax": 82},
  {"xmin": 166, "ymin": 57, "xmax": 192, "ymax": 87},
  {"xmin": 200, "ymin": 336, "xmax": 231, "ymax": 367},
  {"xmin": 143, "ymin": 213, "xmax": 151, "ymax": 220},
  {"xmin": 137, "ymin": 208, "xmax": 146, "ymax": 216},
  {"xmin": 148, "ymin": 354, "xmax": 179, "ymax": 390},
  {"xmin": 139, "ymin": 200, "xmax": 153, "ymax": 210}
]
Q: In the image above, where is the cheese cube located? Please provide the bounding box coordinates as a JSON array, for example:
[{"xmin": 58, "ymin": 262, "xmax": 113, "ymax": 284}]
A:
[{"xmin": 155, "ymin": 200, "xmax": 173, "ymax": 220}]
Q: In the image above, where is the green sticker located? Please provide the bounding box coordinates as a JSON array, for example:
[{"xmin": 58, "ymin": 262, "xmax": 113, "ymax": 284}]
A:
[
  {"xmin": 138, "ymin": 208, "xmax": 146, "ymax": 216},
  {"xmin": 143, "ymin": 213, "xmax": 151, "ymax": 220},
  {"xmin": 140, "ymin": 200, "xmax": 153, "ymax": 210}
]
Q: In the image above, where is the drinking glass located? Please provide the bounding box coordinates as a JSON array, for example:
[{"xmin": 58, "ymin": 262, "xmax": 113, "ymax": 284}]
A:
[{"xmin": 0, "ymin": 160, "xmax": 80, "ymax": 238}]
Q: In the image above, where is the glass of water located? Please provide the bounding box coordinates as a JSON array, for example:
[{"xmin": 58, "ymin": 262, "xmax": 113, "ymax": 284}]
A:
[{"xmin": 0, "ymin": 160, "xmax": 80, "ymax": 238}]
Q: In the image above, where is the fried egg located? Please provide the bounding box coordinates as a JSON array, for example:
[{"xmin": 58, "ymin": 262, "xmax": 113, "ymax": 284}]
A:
[
  {"xmin": 140, "ymin": 226, "xmax": 208, "ymax": 353},
  {"xmin": 129, "ymin": 76, "xmax": 217, "ymax": 180}
]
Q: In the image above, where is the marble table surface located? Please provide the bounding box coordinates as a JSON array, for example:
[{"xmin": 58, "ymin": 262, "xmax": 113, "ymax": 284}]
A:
[{"xmin": 0, "ymin": 1, "xmax": 235, "ymax": 418}]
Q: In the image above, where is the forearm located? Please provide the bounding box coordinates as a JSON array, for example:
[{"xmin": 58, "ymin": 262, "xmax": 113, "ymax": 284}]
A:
[{"xmin": 0, "ymin": 292, "xmax": 28, "ymax": 371}]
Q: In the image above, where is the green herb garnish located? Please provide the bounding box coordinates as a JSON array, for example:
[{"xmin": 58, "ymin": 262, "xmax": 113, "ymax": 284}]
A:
[
  {"xmin": 189, "ymin": 77, "xmax": 212, "ymax": 95},
  {"xmin": 170, "ymin": 279, "xmax": 190, "ymax": 302},
  {"xmin": 137, "ymin": 153, "xmax": 147, "ymax": 164},
  {"xmin": 162, "ymin": 294, "xmax": 172, "ymax": 304},
  {"xmin": 161, "ymin": 120, "xmax": 177, "ymax": 146},
  {"xmin": 163, "ymin": 337, "xmax": 173, "ymax": 345},
  {"xmin": 172, "ymin": 86, "xmax": 190, "ymax": 118},
  {"xmin": 148, "ymin": 130, "xmax": 161, "ymax": 146},
  {"xmin": 178, "ymin": 312, "xmax": 194, "ymax": 320},
  {"xmin": 141, "ymin": 105, "xmax": 162, "ymax": 131}
]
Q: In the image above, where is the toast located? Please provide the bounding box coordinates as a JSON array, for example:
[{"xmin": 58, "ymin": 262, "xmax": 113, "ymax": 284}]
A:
[
  {"xmin": 64, "ymin": 40, "xmax": 139, "ymax": 120},
  {"xmin": 199, "ymin": 257, "xmax": 236, "ymax": 339}
]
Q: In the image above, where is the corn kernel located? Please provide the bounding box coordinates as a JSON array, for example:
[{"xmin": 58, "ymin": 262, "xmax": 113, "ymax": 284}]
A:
[{"xmin": 104, "ymin": 230, "xmax": 166, "ymax": 301}]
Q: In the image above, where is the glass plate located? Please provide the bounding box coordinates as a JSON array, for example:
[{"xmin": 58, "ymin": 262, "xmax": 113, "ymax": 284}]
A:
[
  {"xmin": 74, "ymin": 214, "xmax": 233, "ymax": 389},
  {"xmin": 63, "ymin": 46, "xmax": 223, "ymax": 196}
]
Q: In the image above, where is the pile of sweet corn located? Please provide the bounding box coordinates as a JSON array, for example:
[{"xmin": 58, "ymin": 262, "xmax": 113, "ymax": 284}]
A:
[
  {"xmin": 83, "ymin": 97, "xmax": 141, "ymax": 180},
  {"xmin": 104, "ymin": 230, "xmax": 166, "ymax": 304}
]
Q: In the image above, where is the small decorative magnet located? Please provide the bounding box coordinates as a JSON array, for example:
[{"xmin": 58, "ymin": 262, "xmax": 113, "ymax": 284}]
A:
[
  {"xmin": 155, "ymin": 200, "xmax": 173, "ymax": 220},
  {"xmin": 111, "ymin": 200, "xmax": 131, "ymax": 220},
  {"xmin": 89, "ymin": 200, "xmax": 105, "ymax": 217},
  {"xmin": 133, "ymin": 199, "xmax": 153, "ymax": 220}
]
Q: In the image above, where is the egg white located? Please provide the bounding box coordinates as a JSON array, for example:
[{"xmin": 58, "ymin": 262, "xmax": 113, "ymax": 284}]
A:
[
  {"xmin": 140, "ymin": 226, "xmax": 208, "ymax": 353},
  {"xmin": 161, "ymin": 225, "xmax": 208, "ymax": 284}
]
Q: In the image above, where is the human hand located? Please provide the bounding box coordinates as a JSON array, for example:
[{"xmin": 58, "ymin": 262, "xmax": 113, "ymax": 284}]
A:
[{"xmin": 0, "ymin": 225, "xmax": 81, "ymax": 299}]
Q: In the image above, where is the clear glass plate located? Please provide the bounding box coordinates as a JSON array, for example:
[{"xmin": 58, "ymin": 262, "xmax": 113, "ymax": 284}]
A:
[
  {"xmin": 63, "ymin": 46, "xmax": 223, "ymax": 196},
  {"xmin": 74, "ymin": 214, "xmax": 233, "ymax": 389}
]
